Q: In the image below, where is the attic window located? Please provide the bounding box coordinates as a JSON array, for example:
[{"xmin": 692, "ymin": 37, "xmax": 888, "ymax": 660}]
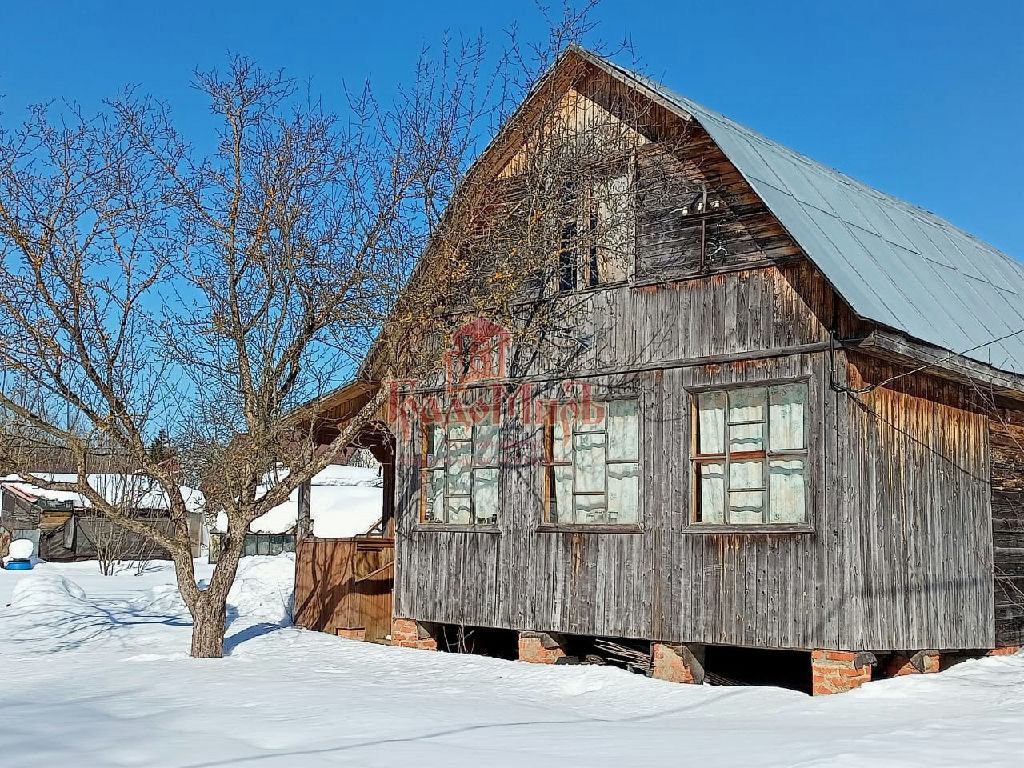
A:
[
  {"xmin": 692, "ymin": 383, "xmax": 808, "ymax": 525},
  {"xmin": 422, "ymin": 422, "xmax": 500, "ymax": 526},
  {"xmin": 554, "ymin": 174, "xmax": 633, "ymax": 291}
]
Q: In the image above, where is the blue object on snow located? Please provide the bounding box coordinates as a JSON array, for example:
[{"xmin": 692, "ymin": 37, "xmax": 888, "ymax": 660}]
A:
[{"xmin": 5, "ymin": 559, "xmax": 33, "ymax": 570}]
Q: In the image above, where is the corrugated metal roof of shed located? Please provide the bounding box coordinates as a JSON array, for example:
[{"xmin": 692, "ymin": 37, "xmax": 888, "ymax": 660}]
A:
[{"xmin": 583, "ymin": 49, "xmax": 1024, "ymax": 375}]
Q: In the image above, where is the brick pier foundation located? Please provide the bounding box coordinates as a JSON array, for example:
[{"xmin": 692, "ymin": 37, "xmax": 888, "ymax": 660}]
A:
[
  {"xmin": 651, "ymin": 643, "xmax": 705, "ymax": 684},
  {"xmin": 989, "ymin": 646, "xmax": 1021, "ymax": 656},
  {"xmin": 518, "ymin": 631, "xmax": 567, "ymax": 664},
  {"xmin": 391, "ymin": 618, "xmax": 438, "ymax": 651},
  {"xmin": 811, "ymin": 650, "xmax": 875, "ymax": 695},
  {"xmin": 886, "ymin": 651, "xmax": 940, "ymax": 677}
]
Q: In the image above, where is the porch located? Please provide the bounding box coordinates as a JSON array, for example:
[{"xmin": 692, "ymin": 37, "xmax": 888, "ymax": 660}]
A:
[{"xmin": 291, "ymin": 381, "xmax": 396, "ymax": 643}]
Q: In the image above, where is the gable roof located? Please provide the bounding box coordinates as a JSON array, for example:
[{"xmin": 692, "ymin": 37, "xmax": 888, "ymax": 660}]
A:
[{"xmin": 571, "ymin": 47, "xmax": 1024, "ymax": 376}]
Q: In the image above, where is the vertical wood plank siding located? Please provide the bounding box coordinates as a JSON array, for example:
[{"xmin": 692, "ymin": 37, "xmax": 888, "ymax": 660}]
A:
[
  {"xmin": 991, "ymin": 408, "xmax": 1024, "ymax": 646},
  {"xmin": 393, "ymin": 266, "xmax": 996, "ymax": 651},
  {"xmin": 293, "ymin": 538, "xmax": 395, "ymax": 643}
]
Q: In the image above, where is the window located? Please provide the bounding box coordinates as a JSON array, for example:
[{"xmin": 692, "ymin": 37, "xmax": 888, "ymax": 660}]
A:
[
  {"xmin": 555, "ymin": 173, "xmax": 632, "ymax": 291},
  {"xmin": 422, "ymin": 422, "xmax": 500, "ymax": 525},
  {"xmin": 545, "ymin": 399, "xmax": 640, "ymax": 525},
  {"xmin": 692, "ymin": 382, "xmax": 808, "ymax": 525}
]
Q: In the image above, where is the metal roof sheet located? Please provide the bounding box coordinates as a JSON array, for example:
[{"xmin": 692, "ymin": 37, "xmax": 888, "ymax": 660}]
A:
[{"xmin": 584, "ymin": 50, "xmax": 1024, "ymax": 375}]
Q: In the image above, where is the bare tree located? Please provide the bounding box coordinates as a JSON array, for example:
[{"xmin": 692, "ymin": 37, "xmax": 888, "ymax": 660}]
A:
[
  {"xmin": 86, "ymin": 518, "xmax": 162, "ymax": 576},
  {"xmin": 0, "ymin": 3, "xmax": 663, "ymax": 657},
  {"xmin": 0, "ymin": 44, "xmax": 492, "ymax": 655}
]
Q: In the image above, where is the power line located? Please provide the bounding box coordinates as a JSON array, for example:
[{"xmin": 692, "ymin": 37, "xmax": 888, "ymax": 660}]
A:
[
  {"xmin": 843, "ymin": 325, "xmax": 1024, "ymax": 396},
  {"xmin": 826, "ymin": 327, "xmax": 1024, "ymax": 484}
]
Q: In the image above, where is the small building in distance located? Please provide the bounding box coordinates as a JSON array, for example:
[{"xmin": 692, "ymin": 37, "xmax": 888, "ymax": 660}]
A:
[
  {"xmin": 209, "ymin": 464, "xmax": 384, "ymax": 560},
  {"xmin": 0, "ymin": 473, "xmax": 206, "ymax": 561}
]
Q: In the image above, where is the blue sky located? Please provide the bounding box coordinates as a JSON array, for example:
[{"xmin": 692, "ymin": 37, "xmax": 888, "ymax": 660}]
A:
[{"xmin": 1, "ymin": 0, "xmax": 1022, "ymax": 257}]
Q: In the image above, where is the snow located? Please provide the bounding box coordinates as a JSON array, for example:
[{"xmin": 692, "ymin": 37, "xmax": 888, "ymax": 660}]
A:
[
  {"xmin": 219, "ymin": 464, "xmax": 383, "ymax": 537},
  {"xmin": 8, "ymin": 539, "xmax": 33, "ymax": 560},
  {"xmin": 308, "ymin": 465, "xmax": 383, "ymax": 538},
  {"xmin": 1, "ymin": 560, "xmax": 1023, "ymax": 767},
  {"xmin": 0, "ymin": 472, "xmax": 205, "ymax": 513}
]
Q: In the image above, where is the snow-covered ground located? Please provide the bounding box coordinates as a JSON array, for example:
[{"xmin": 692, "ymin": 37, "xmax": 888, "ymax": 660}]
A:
[{"xmin": 1, "ymin": 559, "xmax": 1022, "ymax": 767}]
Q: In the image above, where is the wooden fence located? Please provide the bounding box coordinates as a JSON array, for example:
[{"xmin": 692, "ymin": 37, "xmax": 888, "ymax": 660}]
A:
[{"xmin": 293, "ymin": 537, "xmax": 395, "ymax": 643}]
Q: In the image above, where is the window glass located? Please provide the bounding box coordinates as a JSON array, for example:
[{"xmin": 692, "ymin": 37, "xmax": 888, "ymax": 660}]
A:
[
  {"xmin": 422, "ymin": 418, "xmax": 501, "ymax": 525},
  {"xmin": 446, "ymin": 440, "xmax": 472, "ymax": 495},
  {"xmin": 729, "ymin": 490, "xmax": 765, "ymax": 524},
  {"xmin": 448, "ymin": 423, "xmax": 471, "ymax": 441},
  {"xmin": 729, "ymin": 460, "xmax": 763, "ymax": 491},
  {"xmin": 607, "ymin": 399, "xmax": 639, "ymax": 461},
  {"xmin": 575, "ymin": 405, "xmax": 606, "ymax": 432},
  {"xmin": 728, "ymin": 387, "xmax": 766, "ymax": 424},
  {"xmin": 474, "ymin": 468, "xmax": 500, "ymax": 525},
  {"xmin": 574, "ymin": 493, "xmax": 607, "ymax": 524},
  {"xmin": 573, "ymin": 432, "xmax": 607, "ymax": 493},
  {"xmin": 597, "ymin": 174, "xmax": 632, "ymax": 283},
  {"xmin": 769, "ymin": 459, "xmax": 806, "ymax": 523},
  {"xmin": 693, "ymin": 383, "xmax": 808, "ymax": 525},
  {"xmin": 608, "ymin": 462, "xmax": 640, "ymax": 523},
  {"xmin": 550, "ymin": 465, "xmax": 573, "ymax": 524},
  {"xmin": 546, "ymin": 399, "xmax": 640, "ymax": 525},
  {"xmin": 697, "ymin": 391, "xmax": 726, "ymax": 454},
  {"xmin": 427, "ymin": 470, "xmax": 445, "ymax": 522},
  {"xmin": 474, "ymin": 424, "xmax": 499, "ymax": 463},
  {"xmin": 729, "ymin": 422, "xmax": 764, "ymax": 453},
  {"xmin": 551, "ymin": 421, "xmax": 572, "ymax": 462},
  {"xmin": 554, "ymin": 173, "xmax": 633, "ymax": 292},
  {"xmin": 769, "ymin": 384, "xmax": 806, "ymax": 451},
  {"xmin": 698, "ymin": 462, "xmax": 725, "ymax": 523},
  {"xmin": 447, "ymin": 496, "xmax": 471, "ymax": 525},
  {"xmin": 427, "ymin": 424, "xmax": 445, "ymax": 467}
]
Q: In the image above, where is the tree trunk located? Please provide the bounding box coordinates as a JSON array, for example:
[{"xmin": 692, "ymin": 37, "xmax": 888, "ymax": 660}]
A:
[
  {"xmin": 190, "ymin": 591, "xmax": 229, "ymax": 658},
  {"xmin": 186, "ymin": 530, "xmax": 244, "ymax": 658}
]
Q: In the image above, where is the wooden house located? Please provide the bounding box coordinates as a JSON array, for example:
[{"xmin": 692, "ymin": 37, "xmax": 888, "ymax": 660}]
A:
[{"xmin": 295, "ymin": 46, "xmax": 1024, "ymax": 693}]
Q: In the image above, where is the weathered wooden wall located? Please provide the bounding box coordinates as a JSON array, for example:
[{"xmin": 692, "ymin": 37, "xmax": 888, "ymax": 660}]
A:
[
  {"xmin": 393, "ymin": 265, "xmax": 996, "ymax": 651},
  {"xmin": 388, "ymin": 62, "xmax": 1001, "ymax": 653},
  {"xmin": 991, "ymin": 408, "xmax": 1024, "ymax": 646},
  {"xmin": 294, "ymin": 537, "xmax": 394, "ymax": 643},
  {"xmin": 633, "ymin": 129, "xmax": 801, "ymax": 280},
  {"xmin": 844, "ymin": 354, "xmax": 994, "ymax": 650}
]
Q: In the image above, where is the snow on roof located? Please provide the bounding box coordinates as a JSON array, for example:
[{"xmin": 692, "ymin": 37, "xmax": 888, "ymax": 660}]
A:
[
  {"xmin": 215, "ymin": 464, "xmax": 383, "ymax": 538},
  {"xmin": 0, "ymin": 473, "xmax": 205, "ymax": 514}
]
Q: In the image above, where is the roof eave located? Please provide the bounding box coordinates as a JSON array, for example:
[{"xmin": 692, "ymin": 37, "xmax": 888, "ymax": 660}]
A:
[{"xmin": 852, "ymin": 329, "xmax": 1024, "ymax": 400}]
